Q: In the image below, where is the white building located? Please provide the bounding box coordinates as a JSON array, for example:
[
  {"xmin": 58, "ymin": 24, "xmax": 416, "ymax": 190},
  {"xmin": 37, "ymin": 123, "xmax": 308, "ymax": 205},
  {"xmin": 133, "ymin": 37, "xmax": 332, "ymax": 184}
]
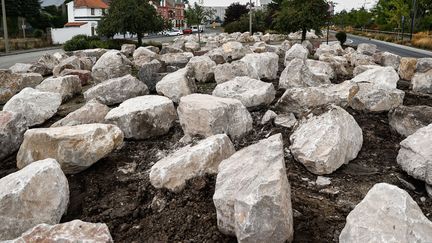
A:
[{"xmin": 51, "ymin": 0, "xmax": 108, "ymax": 44}]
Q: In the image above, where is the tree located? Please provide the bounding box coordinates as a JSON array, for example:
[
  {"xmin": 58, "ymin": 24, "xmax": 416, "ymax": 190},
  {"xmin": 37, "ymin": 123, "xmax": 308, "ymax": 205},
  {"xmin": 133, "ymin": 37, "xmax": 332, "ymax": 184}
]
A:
[
  {"xmin": 97, "ymin": 0, "xmax": 164, "ymax": 45},
  {"xmin": 275, "ymin": 0, "xmax": 330, "ymax": 41},
  {"xmin": 184, "ymin": 3, "xmax": 215, "ymax": 44},
  {"xmin": 223, "ymin": 2, "xmax": 249, "ymax": 26}
]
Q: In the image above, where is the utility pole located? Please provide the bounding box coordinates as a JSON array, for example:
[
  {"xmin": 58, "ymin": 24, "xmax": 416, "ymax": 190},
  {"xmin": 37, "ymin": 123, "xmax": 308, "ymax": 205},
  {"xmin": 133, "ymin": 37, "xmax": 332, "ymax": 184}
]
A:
[
  {"xmin": 401, "ymin": 15, "xmax": 405, "ymax": 42},
  {"xmin": 1, "ymin": 0, "xmax": 9, "ymax": 53},
  {"xmin": 249, "ymin": 0, "xmax": 252, "ymax": 34},
  {"xmin": 410, "ymin": 0, "xmax": 417, "ymax": 40}
]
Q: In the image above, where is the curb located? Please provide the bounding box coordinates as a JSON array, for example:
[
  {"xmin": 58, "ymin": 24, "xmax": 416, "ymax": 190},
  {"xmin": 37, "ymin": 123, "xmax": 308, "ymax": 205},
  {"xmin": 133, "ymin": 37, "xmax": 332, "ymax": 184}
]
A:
[{"xmin": 0, "ymin": 46, "xmax": 63, "ymax": 57}]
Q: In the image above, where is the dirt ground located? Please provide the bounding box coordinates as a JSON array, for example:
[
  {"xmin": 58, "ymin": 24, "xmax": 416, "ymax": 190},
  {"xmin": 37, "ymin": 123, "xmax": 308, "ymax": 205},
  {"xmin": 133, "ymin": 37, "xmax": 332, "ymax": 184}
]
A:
[{"xmin": 1, "ymin": 51, "xmax": 432, "ymax": 242}]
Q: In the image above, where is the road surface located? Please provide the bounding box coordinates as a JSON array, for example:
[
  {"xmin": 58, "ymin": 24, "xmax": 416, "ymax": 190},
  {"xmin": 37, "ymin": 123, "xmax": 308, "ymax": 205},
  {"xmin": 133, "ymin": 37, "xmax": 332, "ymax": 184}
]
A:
[{"xmin": 346, "ymin": 33, "xmax": 432, "ymax": 58}]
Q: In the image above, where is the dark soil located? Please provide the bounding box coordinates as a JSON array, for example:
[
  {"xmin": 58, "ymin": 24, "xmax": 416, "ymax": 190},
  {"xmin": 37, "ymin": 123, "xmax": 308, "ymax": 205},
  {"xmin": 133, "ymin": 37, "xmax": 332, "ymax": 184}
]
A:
[{"xmin": 1, "ymin": 67, "xmax": 432, "ymax": 242}]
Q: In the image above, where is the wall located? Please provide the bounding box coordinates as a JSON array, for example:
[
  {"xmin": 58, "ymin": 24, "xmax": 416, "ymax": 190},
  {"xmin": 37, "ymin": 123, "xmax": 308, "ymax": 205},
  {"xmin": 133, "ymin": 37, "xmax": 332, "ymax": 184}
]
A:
[{"xmin": 51, "ymin": 25, "xmax": 91, "ymax": 44}]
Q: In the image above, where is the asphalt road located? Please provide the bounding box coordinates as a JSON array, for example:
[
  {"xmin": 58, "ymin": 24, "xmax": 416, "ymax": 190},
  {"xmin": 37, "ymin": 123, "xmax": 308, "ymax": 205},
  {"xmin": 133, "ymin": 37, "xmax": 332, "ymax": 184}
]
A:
[{"xmin": 346, "ymin": 33, "xmax": 432, "ymax": 58}]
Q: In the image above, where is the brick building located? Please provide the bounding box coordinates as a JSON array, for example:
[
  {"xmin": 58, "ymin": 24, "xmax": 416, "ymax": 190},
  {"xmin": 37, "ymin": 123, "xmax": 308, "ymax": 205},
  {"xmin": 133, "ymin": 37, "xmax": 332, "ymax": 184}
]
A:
[{"xmin": 151, "ymin": 0, "xmax": 185, "ymax": 28}]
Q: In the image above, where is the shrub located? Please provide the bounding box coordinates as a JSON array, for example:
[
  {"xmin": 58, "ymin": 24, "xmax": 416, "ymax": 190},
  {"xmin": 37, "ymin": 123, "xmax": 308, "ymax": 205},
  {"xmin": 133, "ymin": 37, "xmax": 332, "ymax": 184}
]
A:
[
  {"xmin": 63, "ymin": 35, "xmax": 91, "ymax": 51},
  {"xmin": 33, "ymin": 29, "xmax": 44, "ymax": 38},
  {"xmin": 64, "ymin": 35, "xmax": 138, "ymax": 51},
  {"xmin": 412, "ymin": 32, "xmax": 432, "ymax": 50},
  {"xmin": 335, "ymin": 31, "xmax": 347, "ymax": 45}
]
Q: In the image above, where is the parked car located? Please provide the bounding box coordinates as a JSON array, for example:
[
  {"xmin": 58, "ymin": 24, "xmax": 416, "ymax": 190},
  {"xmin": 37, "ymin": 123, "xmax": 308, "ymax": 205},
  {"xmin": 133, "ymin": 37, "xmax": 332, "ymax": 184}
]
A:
[
  {"xmin": 183, "ymin": 28, "xmax": 192, "ymax": 34},
  {"xmin": 191, "ymin": 26, "xmax": 204, "ymax": 33},
  {"xmin": 164, "ymin": 29, "xmax": 183, "ymax": 36}
]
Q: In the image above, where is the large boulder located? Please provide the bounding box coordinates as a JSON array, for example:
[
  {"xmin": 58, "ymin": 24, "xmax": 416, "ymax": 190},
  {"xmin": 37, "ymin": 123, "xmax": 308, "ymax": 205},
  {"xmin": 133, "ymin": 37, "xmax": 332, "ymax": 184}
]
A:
[
  {"xmin": 350, "ymin": 83, "xmax": 404, "ymax": 112},
  {"xmin": 7, "ymin": 220, "xmax": 113, "ymax": 243},
  {"xmin": 9, "ymin": 63, "xmax": 49, "ymax": 76},
  {"xmin": 121, "ymin": 44, "xmax": 136, "ymax": 57},
  {"xmin": 186, "ymin": 56, "xmax": 217, "ymax": 83},
  {"xmin": 416, "ymin": 58, "xmax": 432, "ymax": 73},
  {"xmin": 160, "ymin": 52, "xmax": 194, "ymax": 67},
  {"xmin": 91, "ymin": 50, "xmax": 132, "ymax": 83},
  {"xmin": 52, "ymin": 56, "xmax": 81, "ymax": 77},
  {"xmin": 213, "ymin": 134, "xmax": 293, "ymax": 242},
  {"xmin": 84, "ymin": 74, "xmax": 149, "ymax": 105},
  {"xmin": 150, "ymin": 134, "xmax": 235, "ymax": 192},
  {"xmin": 276, "ymin": 81, "xmax": 359, "ymax": 114},
  {"xmin": 0, "ymin": 111, "xmax": 28, "ymax": 161},
  {"xmin": 73, "ymin": 48, "xmax": 107, "ymax": 60},
  {"xmin": 389, "ymin": 105, "xmax": 432, "ymax": 137},
  {"xmin": 0, "ymin": 159, "xmax": 69, "ymax": 241},
  {"xmin": 3, "ymin": 88, "xmax": 61, "ymax": 127},
  {"xmin": 290, "ymin": 106, "xmax": 363, "ymax": 175},
  {"xmin": 212, "ymin": 76, "xmax": 276, "ymax": 108},
  {"xmin": 214, "ymin": 61, "xmax": 259, "ymax": 84},
  {"xmin": 35, "ymin": 75, "xmax": 82, "ymax": 102},
  {"xmin": 279, "ymin": 58, "xmax": 330, "ymax": 89},
  {"xmin": 339, "ymin": 183, "xmax": 432, "ymax": 243},
  {"xmin": 184, "ymin": 41, "xmax": 200, "ymax": 52},
  {"xmin": 156, "ymin": 68, "xmax": 196, "ymax": 103},
  {"xmin": 356, "ymin": 43, "xmax": 377, "ymax": 56},
  {"xmin": 352, "ymin": 64, "xmax": 381, "ymax": 76},
  {"xmin": 178, "ymin": 94, "xmax": 253, "ymax": 139},
  {"xmin": 396, "ymin": 124, "xmax": 432, "ymax": 184},
  {"xmin": 51, "ymin": 99, "xmax": 110, "ymax": 127},
  {"xmin": 137, "ymin": 59, "xmax": 163, "ymax": 93},
  {"xmin": 377, "ymin": 51, "xmax": 401, "ymax": 70},
  {"xmin": 412, "ymin": 70, "xmax": 432, "ymax": 94},
  {"xmin": 160, "ymin": 45, "xmax": 183, "ymax": 55},
  {"xmin": 350, "ymin": 53, "xmax": 376, "ymax": 67},
  {"xmin": 240, "ymin": 52, "xmax": 279, "ymax": 80},
  {"xmin": 306, "ymin": 59, "xmax": 335, "ymax": 80},
  {"xmin": 16, "ymin": 124, "xmax": 124, "ymax": 174},
  {"xmin": 205, "ymin": 48, "xmax": 227, "ymax": 64},
  {"xmin": 314, "ymin": 43, "xmax": 343, "ymax": 58},
  {"xmin": 0, "ymin": 70, "xmax": 44, "ymax": 104},
  {"xmin": 37, "ymin": 52, "xmax": 68, "ymax": 73},
  {"xmin": 59, "ymin": 69, "xmax": 92, "ymax": 86},
  {"xmin": 284, "ymin": 43, "xmax": 308, "ymax": 65},
  {"xmin": 221, "ymin": 41, "xmax": 251, "ymax": 60},
  {"xmin": 104, "ymin": 95, "xmax": 177, "ymax": 139},
  {"xmin": 351, "ymin": 66, "xmax": 399, "ymax": 90},
  {"xmin": 132, "ymin": 47, "xmax": 158, "ymax": 67},
  {"xmin": 398, "ymin": 57, "xmax": 417, "ymax": 81}
]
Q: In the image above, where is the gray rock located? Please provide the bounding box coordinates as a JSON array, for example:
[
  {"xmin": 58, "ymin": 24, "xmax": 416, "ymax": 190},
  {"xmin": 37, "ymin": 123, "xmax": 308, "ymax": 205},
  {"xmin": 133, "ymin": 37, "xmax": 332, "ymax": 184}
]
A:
[
  {"xmin": 221, "ymin": 41, "xmax": 251, "ymax": 60},
  {"xmin": 3, "ymin": 88, "xmax": 61, "ymax": 127},
  {"xmin": 306, "ymin": 59, "xmax": 335, "ymax": 80},
  {"xmin": 213, "ymin": 61, "xmax": 259, "ymax": 84},
  {"xmin": 350, "ymin": 83, "xmax": 405, "ymax": 112},
  {"xmin": 261, "ymin": 110, "xmax": 277, "ymax": 125},
  {"xmin": 138, "ymin": 59, "xmax": 163, "ymax": 93},
  {"xmin": 352, "ymin": 64, "xmax": 381, "ymax": 76},
  {"xmin": 73, "ymin": 48, "xmax": 107, "ymax": 60},
  {"xmin": 0, "ymin": 111, "xmax": 28, "ymax": 161},
  {"xmin": 279, "ymin": 58, "xmax": 331, "ymax": 89},
  {"xmin": 184, "ymin": 41, "xmax": 200, "ymax": 52},
  {"xmin": 160, "ymin": 45, "xmax": 183, "ymax": 55},
  {"xmin": 159, "ymin": 52, "xmax": 194, "ymax": 67},
  {"xmin": 389, "ymin": 105, "xmax": 432, "ymax": 137},
  {"xmin": 59, "ymin": 69, "xmax": 93, "ymax": 86},
  {"xmin": 276, "ymin": 81, "xmax": 359, "ymax": 114},
  {"xmin": 315, "ymin": 176, "xmax": 331, "ymax": 186},
  {"xmin": 8, "ymin": 63, "xmax": 33, "ymax": 73},
  {"xmin": 84, "ymin": 74, "xmax": 149, "ymax": 105},
  {"xmin": 186, "ymin": 56, "xmax": 216, "ymax": 83},
  {"xmin": 36, "ymin": 75, "xmax": 82, "ymax": 102},
  {"xmin": 416, "ymin": 58, "xmax": 432, "ymax": 73},
  {"xmin": 37, "ymin": 52, "xmax": 68, "ymax": 73},
  {"xmin": 0, "ymin": 70, "xmax": 44, "ymax": 104},
  {"xmin": 356, "ymin": 43, "xmax": 377, "ymax": 56},
  {"xmin": 412, "ymin": 70, "xmax": 432, "ymax": 94},
  {"xmin": 0, "ymin": 159, "xmax": 69, "ymax": 241},
  {"xmin": 378, "ymin": 51, "xmax": 401, "ymax": 70},
  {"xmin": 150, "ymin": 134, "xmax": 235, "ymax": 192},
  {"xmin": 156, "ymin": 68, "xmax": 196, "ymax": 103},
  {"xmin": 92, "ymin": 50, "xmax": 132, "ymax": 83},
  {"xmin": 6, "ymin": 220, "xmax": 113, "ymax": 243},
  {"xmin": 240, "ymin": 52, "xmax": 279, "ymax": 80},
  {"xmin": 51, "ymin": 99, "xmax": 110, "ymax": 127},
  {"xmin": 178, "ymin": 94, "xmax": 253, "ymax": 139},
  {"xmin": 52, "ymin": 56, "xmax": 81, "ymax": 77},
  {"xmin": 290, "ymin": 106, "xmax": 363, "ymax": 175},
  {"xmin": 16, "ymin": 124, "xmax": 124, "ymax": 174},
  {"xmin": 274, "ymin": 113, "xmax": 297, "ymax": 129},
  {"xmin": 205, "ymin": 48, "xmax": 227, "ymax": 64},
  {"xmin": 284, "ymin": 43, "xmax": 308, "ymax": 65},
  {"xmin": 314, "ymin": 43, "xmax": 343, "ymax": 58},
  {"xmin": 212, "ymin": 76, "xmax": 276, "ymax": 108},
  {"xmin": 213, "ymin": 134, "xmax": 294, "ymax": 242},
  {"xmin": 397, "ymin": 124, "xmax": 432, "ymax": 184},
  {"xmin": 132, "ymin": 47, "xmax": 158, "ymax": 68},
  {"xmin": 104, "ymin": 95, "xmax": 177, "ymax": 139},
  {"xmin": 350, "ymin": 53, "xmax": 376, "ymax": 67},
  {"xmin": 352, "ymin": 66, "xmax": 399, "ymax": 90},
  {"xmin": 121, "ymin": 43, "xmax": 136, "ymax": 57},
  {"xmin": 339, "ymin": 183, "xmax": 432, "ymax": 243}
]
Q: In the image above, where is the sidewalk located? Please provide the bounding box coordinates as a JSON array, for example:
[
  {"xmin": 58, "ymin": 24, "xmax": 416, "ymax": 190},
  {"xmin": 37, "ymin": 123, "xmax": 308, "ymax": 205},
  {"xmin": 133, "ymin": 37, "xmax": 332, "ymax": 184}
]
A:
[{"xmin": 0, "ymin": 46, "xmax": 63, "ymax": 57}]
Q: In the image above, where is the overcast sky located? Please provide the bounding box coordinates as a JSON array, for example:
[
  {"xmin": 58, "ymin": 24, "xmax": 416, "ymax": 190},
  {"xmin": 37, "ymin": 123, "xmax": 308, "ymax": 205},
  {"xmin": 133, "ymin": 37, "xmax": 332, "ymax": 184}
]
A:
[{"xmin": 189, "ymin": 0, "xmax": 378, "ymax": 12}]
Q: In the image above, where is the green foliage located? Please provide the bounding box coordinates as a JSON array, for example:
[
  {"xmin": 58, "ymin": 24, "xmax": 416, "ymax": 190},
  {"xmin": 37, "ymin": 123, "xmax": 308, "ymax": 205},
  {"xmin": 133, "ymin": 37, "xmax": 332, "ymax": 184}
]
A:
[
  {"xmin": 33, "ymin": 29, "xmax": 43, "ymax": 38},
  {"xmin": 97, "ymin": 0, "xmax": 165, "ymax": 45},
  {"xmin": 275, "ymin": 0, "xmax": 329, "ymax": 41},
  {"xmin": 335, "ymin": 31, "xmax": 347, "ymax": 45},
  {"xmin": 223, "ymin": 2, "xmax": 249, "ymax": 26},
  {"xmin": 64, "ymin": 35, "xmax": 92, "ymax": 51},
  {"xmin": 185, "ymin": 3, "xmax": 215, "ymax": 43},
  {"xmin": 224, "ymin": 9, "xmax": 267, "ymax": 34}
]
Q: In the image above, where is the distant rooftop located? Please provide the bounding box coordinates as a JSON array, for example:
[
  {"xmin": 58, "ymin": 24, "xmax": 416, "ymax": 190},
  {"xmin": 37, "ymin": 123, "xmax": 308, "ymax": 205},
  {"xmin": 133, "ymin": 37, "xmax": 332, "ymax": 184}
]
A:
[{"xmin": 41, "ymin": 0, "xmax": 65, "ymax": 7}]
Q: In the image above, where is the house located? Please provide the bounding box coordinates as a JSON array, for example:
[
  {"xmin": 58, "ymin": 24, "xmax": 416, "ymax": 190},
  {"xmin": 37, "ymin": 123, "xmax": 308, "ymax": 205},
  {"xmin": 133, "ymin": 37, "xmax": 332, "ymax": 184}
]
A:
[
  {"xmin": 51, "ymin": 0, "xmax": 108, "ymax": 44},
  {"xmin": 152, "ymin": 0, "xmax": 185, "ymax": 28}
]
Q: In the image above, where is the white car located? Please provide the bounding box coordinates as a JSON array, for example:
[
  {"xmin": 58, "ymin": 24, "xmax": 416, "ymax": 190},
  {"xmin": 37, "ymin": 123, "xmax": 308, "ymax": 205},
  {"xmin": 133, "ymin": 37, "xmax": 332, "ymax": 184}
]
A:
[{"xmin": 164, "ymin": 29, "xmax": 183, "ymax": 36}]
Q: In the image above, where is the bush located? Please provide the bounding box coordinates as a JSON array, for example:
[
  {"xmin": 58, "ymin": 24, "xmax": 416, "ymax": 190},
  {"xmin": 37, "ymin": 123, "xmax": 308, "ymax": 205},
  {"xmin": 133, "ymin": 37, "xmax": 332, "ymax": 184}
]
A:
[
  {"xmin": 335, "ymin": 31, "xmax": 347, "ymax": 45},
  {"xmin": 63, "ymin": 35, "xmax": 91, "ymax": 51},
  {"xmin": 63, "ymin": 35, "xmax": 138, "ymax": 51},
  {"xmin": 33, "ymin": 29, "xmax": 44, "ymax": 38}
]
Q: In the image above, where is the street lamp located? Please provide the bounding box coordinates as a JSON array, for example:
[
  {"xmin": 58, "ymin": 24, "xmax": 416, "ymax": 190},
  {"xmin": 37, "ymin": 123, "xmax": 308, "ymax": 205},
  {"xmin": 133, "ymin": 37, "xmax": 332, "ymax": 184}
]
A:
[
  {"xmin": 1, "ymin": 0, "xmax": 9, "ymax": 53},
  {"xmin": 410, "ymin": 0, "xmax": 417, "ymax": 40}
]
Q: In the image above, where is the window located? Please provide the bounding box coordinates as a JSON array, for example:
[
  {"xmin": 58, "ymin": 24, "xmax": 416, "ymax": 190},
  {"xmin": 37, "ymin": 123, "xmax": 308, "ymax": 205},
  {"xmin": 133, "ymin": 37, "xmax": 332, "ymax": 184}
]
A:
[
  {"xmin": 102, "ymin": 9, "xmax": 105, "ymax": 15},
  {"xmin": 91, "ymin": 8, "xmax": 95, "ymax": 15}
]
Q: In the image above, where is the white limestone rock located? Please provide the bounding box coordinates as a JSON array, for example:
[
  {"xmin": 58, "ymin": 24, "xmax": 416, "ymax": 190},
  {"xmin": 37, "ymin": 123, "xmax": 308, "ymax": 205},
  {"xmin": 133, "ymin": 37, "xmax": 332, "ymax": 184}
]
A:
[
  {"xmin": 186, "ymin": 56, "xmax": 217, "ymax": 83},
  {"xmin": 240, "ymin": 52, "xmax": 279, "ymax": 80},
  {"xmin": 356, "ymin": 43, "xmax": 377, "ymax": 56},
  {"xmin": 274, "ymin": 113, "xmax": 297, "ymax": 129},
  {"xmin": 36, "ymin": 75, "xmax": 82, "ymax": 102},
  {"xmin": 306, "ymin": 59, "xmax": 336, "ymax": 80},
  {"xmin": 279, "ymin": 58, "xmax": 331, "ymax": 89},
  {"xmin": 351, "ymin": 66, "xmax": 400, "ymax": 90},
  {"xmin": 213, "ymin": 61, "xmax": 259, "ymax": 84},
  {"xmin": 213, "ymin": 134, "xmax": 294, "ymax": 243},
  {"xmin": 150, "ymin": 134, "xmax": 235, "ymax": 192},
  {"xmin": 339, "ymin": 183, "xmax": 432, "ymax": 243},
  {"xmin": 92, "ymin": 50, "xmax": 132, "ymax": 83},
  {"xmin": 378, "ymin": 51, "xmax": 401, "ymax": 70},
  {"xmin": 416, "ymin": 58, "xmax": 432, "ymax": 73},
  {"xmin": 3, "ymin": 88, "xmax": 61, "ymax": 127},
  {"xmin": 0, "ymin": 159, "xmax": 69, "ymax": 241},
  {"xmin": 84, "ymin": 74, "xmax": 149, "ymax": 105},
  {"xmin": 184, "ymin": 41, "xmax": 200, "ymax": 52},
  {"xmin": 16, "ymin": 124, "xmax": 124, "ymax": 174},
  {"xmin": 52, "ymin": 56, "xmax": 81, "ymax": 77},
  {"xmin": 389, "ymin": 105, "xmax": 432, "ymax": 137},
  {"xmin": 290, "ymin": 106, "xmax": 363, "ymax": 175},
  {"xmin": 350, "ymin": 83, "xmax": 405, "ymax": 112},
  {"xmin": 156, "ymin": 68, "xmax": 196, "ymax": 103},
  {"xmin": 0, "ymin": 111, "xmax": 28, "ymax": 161},
  {"xmin": 352, "ymin": 64, "xmax": 381, "ymax": 76},
  {"xmin": 212, "ymin": 76, "xmax": 276, "ymax": 108},
  {"xmin": 160, "ymin": 52, "xmax": 194, "ymax": 67},
  {"xmin": 178, "ymin": 94, "xmax": 253, "ymax": 139},
  {"xmin": 412, "ymin": 70, "xmax": 432, "ymax": 94},
  {"xmin": 104, "ymin": 96, "xmax": 177, "ymax": 139},
  {"xmin": 261, "ymin": 110, "xmax": 277, "ymax": 125},
  {"xmin": 284, "ymin": 43, "xmax": 308, "ymax": 65},
  {"xmin": 0, "ymin": 70, "xmax": 44, "ymax": 104},
  {"xmin": 51, "ymin": 99, "xmax": 110, "ymax": 127},
  {"xmin": 121, "ymin": 43, "xmax": 136, "ymax": 57},
  {"xmin": 221, "ymin": 41, "xmax": 251, "ymax": 60},
  {"xmin": 397, "ymin": 124, "xmax": 432, "ymax": 184}
]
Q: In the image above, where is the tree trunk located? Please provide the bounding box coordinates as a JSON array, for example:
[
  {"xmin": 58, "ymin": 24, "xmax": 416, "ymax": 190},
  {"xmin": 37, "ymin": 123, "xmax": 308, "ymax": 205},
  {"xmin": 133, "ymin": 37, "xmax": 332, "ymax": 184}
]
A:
[
  {"xmin": 301, "ymin": 27, "xmax": 307, "ymax": 42},
  {"xmin": 137, "ymin": 33, "xmax": 143, "ymax": 46},
  {"xmin": 198, "ymin": 30, "xmax": 201, "ymax": 47}
]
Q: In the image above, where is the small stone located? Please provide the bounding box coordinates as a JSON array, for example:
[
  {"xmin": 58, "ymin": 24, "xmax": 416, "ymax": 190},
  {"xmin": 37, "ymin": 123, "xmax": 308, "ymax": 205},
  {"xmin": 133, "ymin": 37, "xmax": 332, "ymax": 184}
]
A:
[
  {"xmin": 261, "ymin": 110, "xmax": 277, "ymax": 125},
  {"xmin": 316, "ymin": 176, "xmax": 331, "ymax": 186},
  {"xmin": 274, "ymin": 113, "xmax": 297, "ymax": 129}
]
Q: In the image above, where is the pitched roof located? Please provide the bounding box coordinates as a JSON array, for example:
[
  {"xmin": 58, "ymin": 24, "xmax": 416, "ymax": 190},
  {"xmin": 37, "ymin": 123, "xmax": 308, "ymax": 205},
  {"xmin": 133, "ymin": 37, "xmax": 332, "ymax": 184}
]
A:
[{"xmin": 74, "ymin": 0, "xmax": 109, "ymax": 9}]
